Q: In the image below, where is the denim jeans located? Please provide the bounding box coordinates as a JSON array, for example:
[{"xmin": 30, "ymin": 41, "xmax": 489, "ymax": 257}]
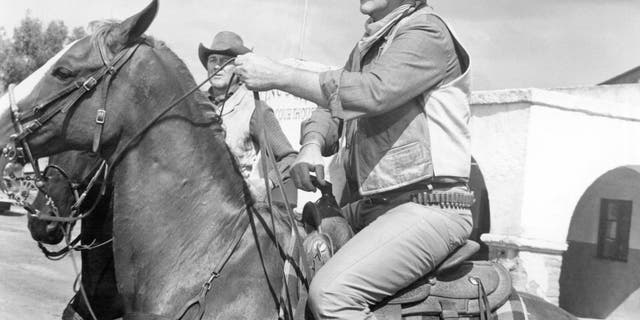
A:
[{"xmin": 308, "ymin": 198, "xmax": 473, "ymax": 319}]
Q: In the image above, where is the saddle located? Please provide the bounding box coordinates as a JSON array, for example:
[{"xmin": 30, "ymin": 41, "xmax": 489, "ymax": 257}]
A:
[
  {"xmin": 372, "ymin": 245, "xmax": 512, "ymax": 320},
  {"xmin": 302, "ymin": 184, "xmax": 512, "ymax": 320}
]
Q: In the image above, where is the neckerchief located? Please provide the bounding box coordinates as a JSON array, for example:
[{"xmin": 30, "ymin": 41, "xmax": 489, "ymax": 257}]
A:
[{"xmin": 357, "ymin": 1, "xmax": 419, "ymax": 59}]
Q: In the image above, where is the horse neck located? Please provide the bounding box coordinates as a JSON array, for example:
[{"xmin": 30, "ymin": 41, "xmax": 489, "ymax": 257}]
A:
[{"xmin": 107, "ymin": 48, "xmax": 251, "ymax": 312}]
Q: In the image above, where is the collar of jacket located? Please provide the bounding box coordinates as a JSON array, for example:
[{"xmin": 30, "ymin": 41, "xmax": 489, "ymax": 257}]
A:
[{"xmin": 208, "ymin": 84, "xmax": 249, "ymax": 116}]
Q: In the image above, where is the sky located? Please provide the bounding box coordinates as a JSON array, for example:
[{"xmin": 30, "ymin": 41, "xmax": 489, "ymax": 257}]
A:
[{"xmin": 1, "ymin": 0, "xmax": 639, "ymax": 90}]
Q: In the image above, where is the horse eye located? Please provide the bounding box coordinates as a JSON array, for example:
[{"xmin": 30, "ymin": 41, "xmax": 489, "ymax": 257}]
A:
[{"xmin": 52, "ymin": 67, "xmax": 75, "ymax": 80}]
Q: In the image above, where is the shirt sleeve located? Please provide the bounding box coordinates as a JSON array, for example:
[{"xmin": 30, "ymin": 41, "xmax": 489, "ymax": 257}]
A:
[
  {"xmin": 318, "ymin": 14, "xmax": 455, "ymax": 120},
  {"xmin": 298, "ymin": 50, "xmax": 356, "ymax": 156},
  {"xmin": 299, "ymin": 107, "xmax": 342, "ymax": 157},
  {"xmin": 249, "ymin": 103, "xmax": 298, "ymax": 183}
]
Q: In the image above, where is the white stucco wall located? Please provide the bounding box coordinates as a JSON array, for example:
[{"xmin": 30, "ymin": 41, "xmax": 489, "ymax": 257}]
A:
[
  {"xmin": 551, "ymin": 84, "xmax": 640, "ymax": 107},
  {"xmin": 471, "ymin": 85, "xmax": 640, "ymax": 250},
  {"xmin": 468, "ymin": 98, "xmax": 532, "ymax": 237},
  {"xmin": 519, "ymin": 90, "xmax": 640, "ymax": 245},
  {"xmin": 472, "ymin": 85, "xmax": 640, "ymax": 304}
]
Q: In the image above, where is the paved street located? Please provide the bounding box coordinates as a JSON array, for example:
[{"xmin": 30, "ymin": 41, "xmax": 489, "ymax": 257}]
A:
[{"xmin": 0, "ymin": 207, "xmax": 77, "ymax": 320}]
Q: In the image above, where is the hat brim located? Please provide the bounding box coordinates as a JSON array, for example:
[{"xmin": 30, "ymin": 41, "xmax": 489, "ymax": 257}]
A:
[{"xmin": 198, "ymin": 43, "xmax": 251, "ymax": 69}]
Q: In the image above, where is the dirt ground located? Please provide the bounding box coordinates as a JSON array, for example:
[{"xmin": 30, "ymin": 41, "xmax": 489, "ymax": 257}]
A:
[{"xmin": 0, "ymin": 207, "xmax": 78, "ymax": 320}]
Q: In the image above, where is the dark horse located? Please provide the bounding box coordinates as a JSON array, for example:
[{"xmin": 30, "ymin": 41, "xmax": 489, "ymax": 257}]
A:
[
  {"xmin": 0, "ymin": 1, "xmax": 577, "ymax": 319},
  {"xmin": 28, "ymin": 150, "xmax": 123, "ymax": 320},
  {"xmin": 1, "ymin": 1, "xmax": 289, "ymax": 318}
]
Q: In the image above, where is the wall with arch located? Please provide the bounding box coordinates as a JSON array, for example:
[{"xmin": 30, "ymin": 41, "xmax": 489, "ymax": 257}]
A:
[
  {"xmin": 471, "ymin": 85, "xmax": 640, "ymax": 304},
  {"xmin": 560, "ymin": 166, "xmax": 640, "ymax": 319}
]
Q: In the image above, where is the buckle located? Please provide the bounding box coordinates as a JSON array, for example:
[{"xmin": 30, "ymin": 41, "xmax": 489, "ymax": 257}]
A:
[
  {"xmin": 82, "ymin": 77, "xmax": 97, "ymax": 91},
  {"xmin": 203, "ymin": 271, "xmax": 220, "ymax": 291},
  {"xmin": 95, "ymin": 109, "xmax": 106, "ymax": 124}
]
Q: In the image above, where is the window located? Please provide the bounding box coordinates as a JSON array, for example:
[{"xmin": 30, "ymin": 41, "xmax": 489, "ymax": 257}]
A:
[{"xmin": 597, "ymin": 199, "xmax": 632, "ymax": 261}]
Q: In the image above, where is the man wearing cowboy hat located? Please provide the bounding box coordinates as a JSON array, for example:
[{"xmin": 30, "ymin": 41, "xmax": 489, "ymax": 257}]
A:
[{"xmin": 199, "ymin": 31, "xmax": 298, "ymax": 205}]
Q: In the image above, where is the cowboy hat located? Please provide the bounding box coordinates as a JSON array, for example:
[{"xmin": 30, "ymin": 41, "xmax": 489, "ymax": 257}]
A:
[{"xmin": 198, "ymin": 31, "xmax": 251, "ymax": 68}]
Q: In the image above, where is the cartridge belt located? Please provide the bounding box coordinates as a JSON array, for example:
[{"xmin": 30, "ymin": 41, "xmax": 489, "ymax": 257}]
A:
[
  {"xmin": 408, "ymin": 190, "xmax": 475, "ymax": 209},
  {"xmin": 362, "ymin": 184, "xmax": 475, "ymax": 210}
]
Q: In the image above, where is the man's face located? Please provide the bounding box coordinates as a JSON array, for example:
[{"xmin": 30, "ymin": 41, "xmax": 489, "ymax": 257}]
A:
[{"xmin": 207, "ymin": 54, "xmax": 236, "ymax": 90}]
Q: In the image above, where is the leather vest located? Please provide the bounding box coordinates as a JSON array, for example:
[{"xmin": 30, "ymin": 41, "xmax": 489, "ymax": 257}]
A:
[{"xmin": 343, "ymin": 8, "xmax": 472, "ymax": 196}]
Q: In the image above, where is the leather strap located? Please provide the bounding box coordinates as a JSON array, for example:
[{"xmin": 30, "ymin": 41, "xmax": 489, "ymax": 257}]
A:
[
  {"xmin": 253, "ymin": 92, "xmax": 311, "ymax": 320},
  {"xmin": 470, "ymin": 276, "xmax": 492, "ymax": 320},
  {"xmin": 173, "ymin": 208, "xmax": 251, "ymax": 320},
  {"xmin": 16, "ymin": 44, "xmax": 139, "ymax": 141}
]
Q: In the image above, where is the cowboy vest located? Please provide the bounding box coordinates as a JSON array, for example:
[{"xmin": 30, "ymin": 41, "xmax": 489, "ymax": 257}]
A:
[
  {"xmin": 217, "ymin": 85, "xmax": 262, "ymax": 181},
  {"xmin": 343, "ymin": 8, "xmax": 472, "ymax": 196}
]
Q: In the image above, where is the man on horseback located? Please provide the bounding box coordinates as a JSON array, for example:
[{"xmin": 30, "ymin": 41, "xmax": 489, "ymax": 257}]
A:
[
  {"xmin": 198, "ymin": 31, "xmax": 298, "ymax": 205},
  {"xmin": 235, "ymin": 0, "xmax": 474, "ymax": 318}
]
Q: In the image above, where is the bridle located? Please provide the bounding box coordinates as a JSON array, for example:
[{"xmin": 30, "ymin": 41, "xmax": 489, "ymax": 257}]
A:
[
  {"xmin": 29, "ymin": 159, "xmax": 108, "ymax": 224},
  {"xmin": 2, "ymin": 41, "xmax": 141, "ymax": 189},
  {"xmin": 34, "ymin": 157, "xmax": 108, "ymax": 239},
  {"xmin": 1, "ymin": 38, "xmax": 135, "ymax": 260}
]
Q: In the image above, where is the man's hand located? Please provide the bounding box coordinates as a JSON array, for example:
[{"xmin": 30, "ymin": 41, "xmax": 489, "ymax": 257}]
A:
[
  {"xmin": 234, "ymin": 53, "xmax": 290, "ymax": 91},
  {"xmin": 291, "ymin": 143, "xmax": 326, "ymax": 192}
]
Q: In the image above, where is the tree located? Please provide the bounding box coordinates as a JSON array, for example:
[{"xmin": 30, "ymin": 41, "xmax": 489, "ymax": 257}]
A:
[
  {"xmin": 71, "ymin": 26, "xmax": 87, "ymax": 42},
  {"xmin": 0, "ymin": 13, "xmax": 87, "ymax": 93}
]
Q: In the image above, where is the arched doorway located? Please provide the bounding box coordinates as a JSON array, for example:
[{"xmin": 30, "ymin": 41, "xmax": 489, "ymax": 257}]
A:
[
  {"xmin": 560, "ymin": 166, "xmax": 640, "ymax": 319},
  {"xmin": 469, "ymin": 157, "xmax": 491, "ymax": 260}
]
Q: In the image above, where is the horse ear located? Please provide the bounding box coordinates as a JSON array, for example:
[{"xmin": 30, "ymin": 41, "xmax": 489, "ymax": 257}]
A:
[{"xmin": 114, "ymin": 0, "xmax": 158, "ymax": 46}]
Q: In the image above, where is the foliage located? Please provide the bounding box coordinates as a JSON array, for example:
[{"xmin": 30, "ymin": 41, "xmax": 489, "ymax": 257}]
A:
[{"xmin": 0, "ymin": 13, "xmax": 87, "ymax": 94}]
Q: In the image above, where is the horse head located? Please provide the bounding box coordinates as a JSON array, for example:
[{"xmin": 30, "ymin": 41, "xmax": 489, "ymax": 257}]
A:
[
  {"xmin": 28, "ymin": 151, "xmax": 103, "ymax": 245},
  {"xmin": 0, "ymin": 0, "xmax": 159, "ymax": 162}
]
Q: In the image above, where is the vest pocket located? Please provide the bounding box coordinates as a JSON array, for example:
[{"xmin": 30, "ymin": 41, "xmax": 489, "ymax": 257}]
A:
[{"xmin": 360, "ymin": 141, "xmax": 433, "ymax": 193}]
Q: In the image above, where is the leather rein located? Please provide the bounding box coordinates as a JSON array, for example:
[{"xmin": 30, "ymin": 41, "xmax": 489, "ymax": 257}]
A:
[{"xmin": 33, "ymin": 159, "xmax": 110, "ymax": 260}]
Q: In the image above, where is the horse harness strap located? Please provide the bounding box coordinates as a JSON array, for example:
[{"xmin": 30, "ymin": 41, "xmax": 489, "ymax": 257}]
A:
[
  {"xmin": 253, "ymin": 92, "xmax": 312, "ymax": 320},
  {"xmin": 26, "ymin": 160, "xmax": 109, "ymax": 223},
  {"xmin": 174, "ymin": 207, "xmax": 251, "ymax": 320},
  {"xmin": 5, "ymin": 43, "xmax": 140, "ymax": 188},
  {"xmin": 15, "ymin": 44, "xmax": 140, "ymax": 142}
]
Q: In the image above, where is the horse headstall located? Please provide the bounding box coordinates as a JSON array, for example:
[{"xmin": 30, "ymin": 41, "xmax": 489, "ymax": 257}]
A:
[{"xmin": 0, "ymin": 42, "xmax": 141, "ymax": 191}]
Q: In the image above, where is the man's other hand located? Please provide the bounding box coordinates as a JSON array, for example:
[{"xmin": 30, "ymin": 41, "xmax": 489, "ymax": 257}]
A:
[{"xmin": 291, "ymin": 143, "xmax": 326, "ymax": 192}]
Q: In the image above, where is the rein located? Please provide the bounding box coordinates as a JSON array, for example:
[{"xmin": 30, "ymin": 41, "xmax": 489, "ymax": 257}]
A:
[
  {"xmin": 33, "ymin": 159, "xmax": 111, "ymax": 260},
  {"xmin": 253, "ymin": 92, "xmax": 311, "ymax": 319},
  {"xmin": 26, "ymin": 160, "xmax": 108, "ymax": 223}
]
